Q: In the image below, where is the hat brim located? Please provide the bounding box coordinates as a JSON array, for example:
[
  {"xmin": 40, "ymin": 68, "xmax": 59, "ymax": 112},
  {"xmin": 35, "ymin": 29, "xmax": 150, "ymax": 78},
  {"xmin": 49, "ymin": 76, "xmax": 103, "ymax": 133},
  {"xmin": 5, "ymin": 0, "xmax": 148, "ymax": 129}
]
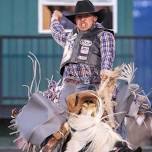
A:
[{"xmin": 65, "ymin": 9, "xmax": 105, "ymax": 24}]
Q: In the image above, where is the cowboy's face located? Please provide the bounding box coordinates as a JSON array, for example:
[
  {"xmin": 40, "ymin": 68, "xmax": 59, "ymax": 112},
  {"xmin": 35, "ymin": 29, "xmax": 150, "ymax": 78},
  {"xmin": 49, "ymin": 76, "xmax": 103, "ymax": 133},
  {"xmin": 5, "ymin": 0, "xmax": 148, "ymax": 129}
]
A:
[{"xmin": 75, "ymin": 14, "xmax": 97, "ymax": 31}]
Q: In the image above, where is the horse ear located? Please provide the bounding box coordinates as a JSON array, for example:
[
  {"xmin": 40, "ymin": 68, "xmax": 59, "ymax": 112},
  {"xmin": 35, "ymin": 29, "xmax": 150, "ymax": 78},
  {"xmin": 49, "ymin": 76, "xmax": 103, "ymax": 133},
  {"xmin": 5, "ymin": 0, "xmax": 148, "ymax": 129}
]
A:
[{"xmin": 134, "ymin": 147, "xmax": 142, "ymax": 152}]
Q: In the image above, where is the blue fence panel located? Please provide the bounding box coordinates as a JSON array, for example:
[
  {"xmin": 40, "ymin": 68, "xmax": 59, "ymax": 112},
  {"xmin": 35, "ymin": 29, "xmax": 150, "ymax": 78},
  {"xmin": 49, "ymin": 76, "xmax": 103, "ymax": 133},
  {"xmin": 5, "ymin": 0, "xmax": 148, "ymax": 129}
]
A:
[{"xmin": 134, "ymin": 38, "xmax": 152, "ymax": 93}]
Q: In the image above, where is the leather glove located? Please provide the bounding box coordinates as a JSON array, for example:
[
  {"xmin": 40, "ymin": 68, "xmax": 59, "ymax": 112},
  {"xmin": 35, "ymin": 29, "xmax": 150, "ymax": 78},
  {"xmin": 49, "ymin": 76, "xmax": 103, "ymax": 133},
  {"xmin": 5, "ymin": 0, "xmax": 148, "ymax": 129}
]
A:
[{"xmin": 51, "ymin": 10, "xmax": 63, "ymax": 22}]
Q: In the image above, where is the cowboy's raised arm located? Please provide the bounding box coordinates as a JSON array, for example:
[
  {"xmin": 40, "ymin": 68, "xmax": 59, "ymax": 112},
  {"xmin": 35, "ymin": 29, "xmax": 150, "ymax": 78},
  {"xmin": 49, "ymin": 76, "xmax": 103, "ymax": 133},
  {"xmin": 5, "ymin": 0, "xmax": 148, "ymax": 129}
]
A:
[
  {"xmin": 50, "ymin": 10, "xmax": 68, "ymax": 48},
  {"xmin": 99, "ymin": 31, "xmax": 115, "ymax": 79}
]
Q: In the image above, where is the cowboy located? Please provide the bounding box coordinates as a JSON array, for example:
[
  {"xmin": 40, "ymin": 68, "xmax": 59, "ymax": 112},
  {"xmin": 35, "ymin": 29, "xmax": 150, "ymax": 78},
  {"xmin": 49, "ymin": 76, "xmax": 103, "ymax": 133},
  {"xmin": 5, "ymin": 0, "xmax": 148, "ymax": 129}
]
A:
[{"xmin": 40, "ymin": 0, "xmax": 115, "ymax": 150}]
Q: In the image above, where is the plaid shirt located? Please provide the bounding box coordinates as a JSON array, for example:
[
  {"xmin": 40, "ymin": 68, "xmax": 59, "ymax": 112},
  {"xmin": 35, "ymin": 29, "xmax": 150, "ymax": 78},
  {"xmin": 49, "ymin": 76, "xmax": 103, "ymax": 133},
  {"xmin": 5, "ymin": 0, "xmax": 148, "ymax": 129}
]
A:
[{"xmin": 50, "ymin": 20, "xmax": 115, "ymax": 84}]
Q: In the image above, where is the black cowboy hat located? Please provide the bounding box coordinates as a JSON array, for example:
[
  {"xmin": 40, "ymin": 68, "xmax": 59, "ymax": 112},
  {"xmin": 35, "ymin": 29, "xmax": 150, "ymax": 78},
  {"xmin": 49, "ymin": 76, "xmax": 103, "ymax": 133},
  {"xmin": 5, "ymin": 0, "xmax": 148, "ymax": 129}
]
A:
[{"xmin": 65, "ymin": 0, "xmax": 105, "ymax": 24}]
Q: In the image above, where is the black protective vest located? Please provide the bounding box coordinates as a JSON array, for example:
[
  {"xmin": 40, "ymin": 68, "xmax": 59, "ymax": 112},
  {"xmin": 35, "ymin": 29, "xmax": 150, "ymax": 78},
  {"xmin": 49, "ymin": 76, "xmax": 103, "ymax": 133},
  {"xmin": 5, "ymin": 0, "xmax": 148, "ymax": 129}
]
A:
[{"xmin": 60, "ymin": 27, "xmax": 111, "ymax": 75}]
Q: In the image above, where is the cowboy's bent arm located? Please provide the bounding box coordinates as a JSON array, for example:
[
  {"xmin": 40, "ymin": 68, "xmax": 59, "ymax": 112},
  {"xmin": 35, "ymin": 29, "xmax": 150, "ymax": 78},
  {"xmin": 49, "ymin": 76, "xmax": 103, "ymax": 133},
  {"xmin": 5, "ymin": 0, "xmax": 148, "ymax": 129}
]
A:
[
  {"xmin": 100, "ymin": 31, "xmax": 115, "ymax": 80},
  {"xmin": 50, "ymin": 10, "xmax": 68, "ymax": 47}
]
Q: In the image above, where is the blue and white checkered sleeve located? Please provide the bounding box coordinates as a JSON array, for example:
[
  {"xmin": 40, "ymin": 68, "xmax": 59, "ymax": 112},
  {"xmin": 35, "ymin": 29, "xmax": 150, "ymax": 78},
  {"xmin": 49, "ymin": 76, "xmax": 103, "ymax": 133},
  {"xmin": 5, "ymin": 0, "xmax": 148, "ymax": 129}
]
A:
[
  {"xmin": 50, "ymin": 19, "xmax": 68, "ymax": 48},
  {"xmin": 100, "ymin": 31, "xmax": 115, "ymax": 70}
]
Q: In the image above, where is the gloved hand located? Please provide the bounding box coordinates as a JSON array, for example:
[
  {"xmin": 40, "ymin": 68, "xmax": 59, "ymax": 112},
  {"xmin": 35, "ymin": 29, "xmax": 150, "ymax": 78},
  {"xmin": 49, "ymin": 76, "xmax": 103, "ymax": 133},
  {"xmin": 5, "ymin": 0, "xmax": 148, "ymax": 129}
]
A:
[
  {"xmin": 51, "ymin": 10, "xmax": 63, "ymax": 22},
  {"xmin": 100, "ymin": 68, "xmax": 121, "ymax": 81},
  {"xmin": 100, "ymin": 69, "xmax": 112, "ymax": 81}
]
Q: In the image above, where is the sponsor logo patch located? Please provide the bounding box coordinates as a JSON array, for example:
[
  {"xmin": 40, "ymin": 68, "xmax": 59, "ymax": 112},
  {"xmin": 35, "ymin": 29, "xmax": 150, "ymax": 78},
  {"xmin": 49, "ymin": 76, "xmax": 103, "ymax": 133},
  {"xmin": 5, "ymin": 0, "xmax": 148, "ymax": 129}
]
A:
[
  {"xmin": 78, "ymin": 56, "xmax": 87, "ymax": 60},
  {"xmin": 80, "ymin": 39, "xmax": 92, "ymax": 46},
  {"xmin": 80, "ymin": 46, "xmax": 89, "ymax": 54}
]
